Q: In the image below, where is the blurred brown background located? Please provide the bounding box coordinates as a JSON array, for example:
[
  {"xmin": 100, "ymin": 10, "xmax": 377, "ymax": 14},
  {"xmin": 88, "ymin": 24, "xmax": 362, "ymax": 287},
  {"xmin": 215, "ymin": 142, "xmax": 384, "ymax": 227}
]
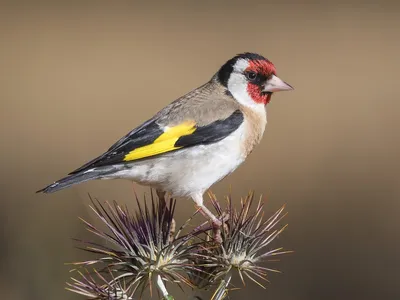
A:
[{"xmin": 1, "ymin": 1, "xmax": 399, "ymax": 299}]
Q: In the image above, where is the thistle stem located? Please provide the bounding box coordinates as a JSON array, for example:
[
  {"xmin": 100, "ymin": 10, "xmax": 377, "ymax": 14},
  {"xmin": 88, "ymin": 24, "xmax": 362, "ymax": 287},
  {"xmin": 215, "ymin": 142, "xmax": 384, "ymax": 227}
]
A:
[
  {"xmin": 156, "ymin": 275, "xmax": 174, "ymax": 300},
  {"xmin": 213, "ymin": 271, "xmax": 232, "ymax": 300}
]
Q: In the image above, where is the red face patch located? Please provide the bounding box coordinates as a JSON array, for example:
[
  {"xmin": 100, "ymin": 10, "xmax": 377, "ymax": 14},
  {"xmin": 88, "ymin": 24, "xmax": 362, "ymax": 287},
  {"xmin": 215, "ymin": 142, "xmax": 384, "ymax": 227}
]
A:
[
  {"xmin": 247, "ymin": 84, "xmax": 271, "ymax": 105},
  {"xmin": 247, "ymin": 59, "xmax": 277, "ymax": 77},
  {"xmin": 246, "ymin": 59, "xmax": 276, "ymax": 105}
]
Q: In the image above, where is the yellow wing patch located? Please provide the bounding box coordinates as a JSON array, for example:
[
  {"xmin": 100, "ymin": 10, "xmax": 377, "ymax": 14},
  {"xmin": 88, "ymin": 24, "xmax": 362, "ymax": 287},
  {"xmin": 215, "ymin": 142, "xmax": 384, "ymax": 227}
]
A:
[{"xmin": 123, "ymin": 121, "xmax": 197, "ymax": 162}]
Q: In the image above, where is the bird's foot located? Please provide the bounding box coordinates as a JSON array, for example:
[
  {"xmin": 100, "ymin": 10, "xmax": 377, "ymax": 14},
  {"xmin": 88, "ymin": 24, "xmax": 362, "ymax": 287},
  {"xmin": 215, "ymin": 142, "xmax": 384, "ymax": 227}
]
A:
[
  {"xmin": 192, "ymin": 193, "xmax": 229, "ymax": 243},
  {"xmin": 210, "ymin": 211, "xmax": 229, "ymax": 227},
  {"xmin": 195, "ymin": 205, "xmax": 229, "ymax": 243},
  {"xmin": 211, "ymin": 211, "xmax": 229, "ymax": 244}
]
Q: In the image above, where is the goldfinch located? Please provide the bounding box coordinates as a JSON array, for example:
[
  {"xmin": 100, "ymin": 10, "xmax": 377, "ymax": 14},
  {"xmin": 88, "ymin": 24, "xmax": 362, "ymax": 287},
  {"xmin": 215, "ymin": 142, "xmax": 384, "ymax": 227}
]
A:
[{"xmin": 37, "ymin": 52, "xmax": 293, "ymax": 226}]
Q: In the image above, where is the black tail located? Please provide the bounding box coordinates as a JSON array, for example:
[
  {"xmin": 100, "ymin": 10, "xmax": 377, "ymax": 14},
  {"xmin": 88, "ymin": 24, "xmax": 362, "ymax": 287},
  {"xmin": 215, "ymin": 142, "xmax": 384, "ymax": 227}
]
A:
[{"xmin": 36, "ymin": 170, "xmax": 105, "ymax": 194}]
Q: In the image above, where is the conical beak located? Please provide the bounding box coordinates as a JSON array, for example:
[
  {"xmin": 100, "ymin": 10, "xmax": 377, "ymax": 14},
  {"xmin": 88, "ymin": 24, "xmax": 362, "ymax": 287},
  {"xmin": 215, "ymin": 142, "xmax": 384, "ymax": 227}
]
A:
[{"xmin": 263, "ymin": 75, "xmax": 294, "ymax": 92}]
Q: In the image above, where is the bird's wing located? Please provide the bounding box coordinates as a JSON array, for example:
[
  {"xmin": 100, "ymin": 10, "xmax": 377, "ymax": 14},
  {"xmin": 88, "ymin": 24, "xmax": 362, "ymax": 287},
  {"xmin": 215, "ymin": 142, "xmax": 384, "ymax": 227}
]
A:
[{"xmin": 69, "ymin": 107, "xmax": 244, "ymax": 175}]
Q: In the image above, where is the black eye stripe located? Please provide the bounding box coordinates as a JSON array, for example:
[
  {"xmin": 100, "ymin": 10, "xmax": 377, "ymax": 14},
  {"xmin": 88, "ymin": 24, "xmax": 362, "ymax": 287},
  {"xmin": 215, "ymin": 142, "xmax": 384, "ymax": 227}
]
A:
[{"xmin": 245, "ymin": 71, "xmax": 267, "ymax": 85}]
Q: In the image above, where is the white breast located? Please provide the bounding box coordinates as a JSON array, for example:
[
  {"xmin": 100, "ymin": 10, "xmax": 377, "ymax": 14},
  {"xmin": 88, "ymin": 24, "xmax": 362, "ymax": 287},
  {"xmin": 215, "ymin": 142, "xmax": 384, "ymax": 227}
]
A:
[{"xmin": 111, "ymin": 123, "xmax": 248, "ymax": 197}]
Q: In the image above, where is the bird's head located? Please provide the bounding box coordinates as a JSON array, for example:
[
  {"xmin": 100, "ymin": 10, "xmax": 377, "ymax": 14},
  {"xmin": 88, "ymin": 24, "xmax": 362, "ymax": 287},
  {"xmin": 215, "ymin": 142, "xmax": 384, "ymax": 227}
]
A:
[{"xmin": 217, "ymin": 52, "xmax": 293, "ymax": 107}]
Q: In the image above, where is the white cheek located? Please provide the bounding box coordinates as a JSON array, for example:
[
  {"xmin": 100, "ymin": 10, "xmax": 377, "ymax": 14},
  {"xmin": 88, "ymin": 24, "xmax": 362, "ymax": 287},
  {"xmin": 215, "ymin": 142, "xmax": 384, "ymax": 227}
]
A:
[
  {"xmin": 228, "ymin": 73, "xmax": 266, "ymax": 115},
  {"xmin": 227, "ymin": 58, "xmax": 265, "ymax": 111},
  {"xmin": 227, "ymin": 73, "xmax": 253, "ymax": 107}
]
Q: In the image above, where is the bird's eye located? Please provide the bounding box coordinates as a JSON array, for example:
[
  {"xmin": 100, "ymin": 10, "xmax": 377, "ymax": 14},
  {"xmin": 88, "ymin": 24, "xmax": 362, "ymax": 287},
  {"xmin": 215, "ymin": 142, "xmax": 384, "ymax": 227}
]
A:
[{"xmin": 246, "ymin": 71, "xmax": 257, "ymax": 81}]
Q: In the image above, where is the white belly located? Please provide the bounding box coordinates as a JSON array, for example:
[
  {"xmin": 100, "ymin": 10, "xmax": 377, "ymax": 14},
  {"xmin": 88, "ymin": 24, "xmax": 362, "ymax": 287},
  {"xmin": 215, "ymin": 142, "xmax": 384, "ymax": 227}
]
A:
[{"xmin": 108, "ymin": 124, "xmax": 247, "ymax": 197}]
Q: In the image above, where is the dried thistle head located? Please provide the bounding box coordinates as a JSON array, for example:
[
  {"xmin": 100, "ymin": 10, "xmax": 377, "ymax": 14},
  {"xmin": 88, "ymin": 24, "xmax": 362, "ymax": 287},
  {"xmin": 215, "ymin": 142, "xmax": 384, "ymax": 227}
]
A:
[
  {"xmin": 67, "ymin": 192, "xmax": 205, "ymax": 298},
  {"xmin": 66, "ymin": 190, "xmax": 291, "ymax": 300},
  {"xmin": 190, "ymin": 191, "xmax": 291, "ymax": 296},
  {"xmin": 66, "ymin": 268, "xmax": 132, "ymax": 300}
]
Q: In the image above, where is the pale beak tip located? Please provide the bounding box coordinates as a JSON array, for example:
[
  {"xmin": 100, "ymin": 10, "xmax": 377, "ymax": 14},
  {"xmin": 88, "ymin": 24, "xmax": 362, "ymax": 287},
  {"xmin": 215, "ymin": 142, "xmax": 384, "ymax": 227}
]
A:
[{"xmin": 263, "ymin": 75, "xmax": 294, "ymax": 93}]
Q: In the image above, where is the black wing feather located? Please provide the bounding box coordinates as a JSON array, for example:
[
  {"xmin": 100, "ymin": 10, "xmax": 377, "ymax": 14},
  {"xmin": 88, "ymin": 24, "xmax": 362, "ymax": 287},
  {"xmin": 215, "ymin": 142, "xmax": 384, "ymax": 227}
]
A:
[
  {"xmin": 68, "ymin": 119, "xmax": 163, "ymax": 174},
  {"xmin": 175, "ymin": 110, "xmax": 244, "ymax": 147},
  {"xmin": 107, "ymin": 117, "xmax": 156, "ymax": 151},
  {"xmin": 68, "ymin": 110, "xmax": 244, "ymax": 175}
]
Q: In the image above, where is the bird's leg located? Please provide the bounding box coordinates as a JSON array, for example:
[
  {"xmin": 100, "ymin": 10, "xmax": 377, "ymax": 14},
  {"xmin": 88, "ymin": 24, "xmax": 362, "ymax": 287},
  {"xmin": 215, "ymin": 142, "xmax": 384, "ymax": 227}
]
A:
[
  {"xmin": 156, "ymin": 189, "xmax": 167, "ymax": 208},
  {"xmin": 192, "ymin": 193, "xmax": 230, "ymax": 243},
  {"xmin": 156, "ymin": 189, "xmax": 175, "ymax": 242},
  {"xmin": 192, "ymin": 193, "xmax": 223, "ymax": 227}
]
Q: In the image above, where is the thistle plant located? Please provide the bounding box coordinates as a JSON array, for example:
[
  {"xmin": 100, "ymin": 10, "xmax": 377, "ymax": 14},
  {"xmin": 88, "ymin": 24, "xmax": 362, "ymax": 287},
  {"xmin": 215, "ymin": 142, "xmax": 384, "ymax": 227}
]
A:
[{"xmin": 66, "ymin": 190, "xmax": 291, "ymax": 299}]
